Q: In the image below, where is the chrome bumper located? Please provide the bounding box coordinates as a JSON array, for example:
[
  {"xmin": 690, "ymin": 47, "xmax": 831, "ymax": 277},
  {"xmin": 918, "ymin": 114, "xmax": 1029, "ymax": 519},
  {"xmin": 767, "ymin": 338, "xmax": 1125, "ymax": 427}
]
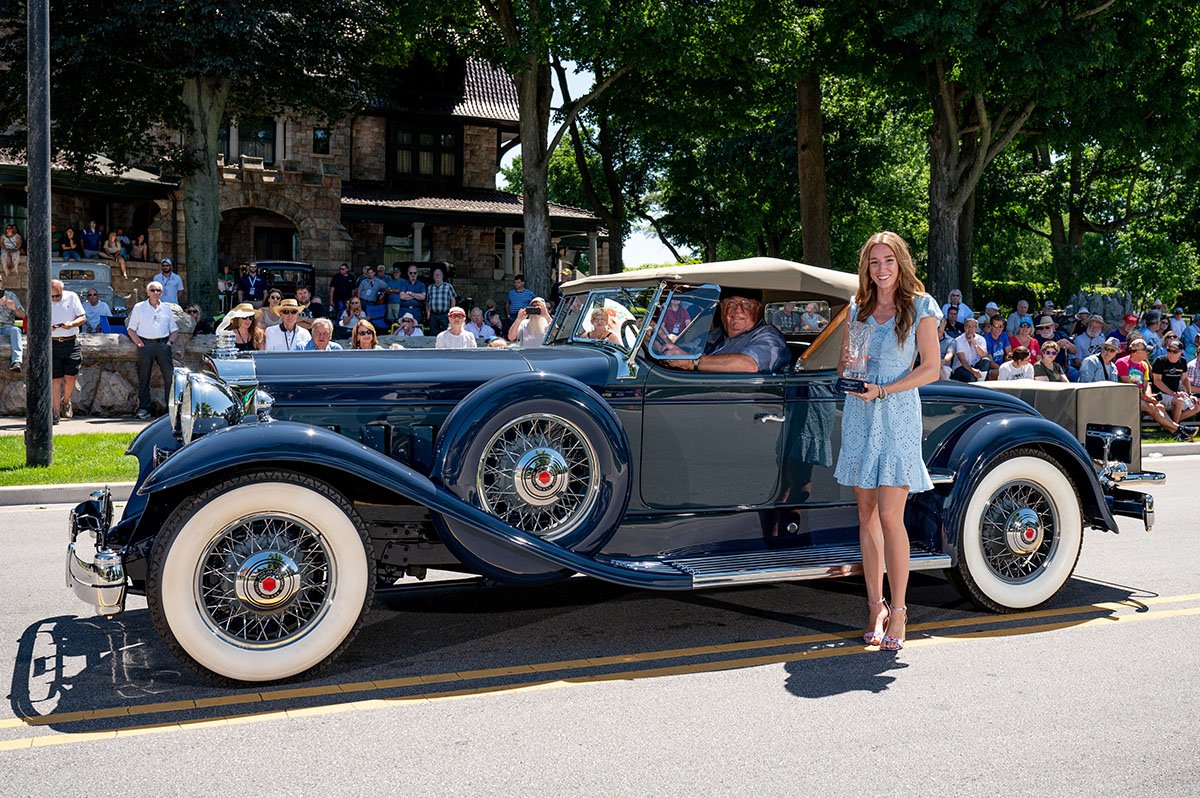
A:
[
  {"xmin": 66, "ymin": 489, "xmax": 126, "ymax": 616},
  {"xmin": 1106, "ymin": 485, "xmax": 1157, "ymax": 532}
]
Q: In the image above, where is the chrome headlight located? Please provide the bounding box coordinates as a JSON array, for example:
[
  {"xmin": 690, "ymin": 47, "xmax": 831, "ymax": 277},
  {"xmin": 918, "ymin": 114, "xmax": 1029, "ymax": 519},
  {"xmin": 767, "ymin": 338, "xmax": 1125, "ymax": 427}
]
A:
[
  {"xmin": 180, "ymin": 373, "xmax": 244, "ymax": 446},
  {"xmin": 168, "ymin": 367, "xmax": 191, "ymax": 440}
]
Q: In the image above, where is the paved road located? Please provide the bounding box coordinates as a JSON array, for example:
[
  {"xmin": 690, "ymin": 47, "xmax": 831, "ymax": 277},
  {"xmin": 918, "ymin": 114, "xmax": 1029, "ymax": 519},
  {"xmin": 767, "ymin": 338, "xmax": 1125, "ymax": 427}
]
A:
[{"xmin": 2, "ymin": 458, "xmax": 1198, "ymax": 795}]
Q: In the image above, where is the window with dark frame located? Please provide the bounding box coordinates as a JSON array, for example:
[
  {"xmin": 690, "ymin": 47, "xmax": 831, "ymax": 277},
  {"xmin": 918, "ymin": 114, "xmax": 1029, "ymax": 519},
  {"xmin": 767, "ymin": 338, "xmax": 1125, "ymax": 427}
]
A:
[
  {"xmin": 238, "ymin": 117, "xmax": 276, "ymax": 164},
  {"xmin": 312, "ymin": 127, "xmax": 331, "ymax": 155},
  {"xmin": 391, "ymin": 124, "xmax": 459, "ymax": 181}
]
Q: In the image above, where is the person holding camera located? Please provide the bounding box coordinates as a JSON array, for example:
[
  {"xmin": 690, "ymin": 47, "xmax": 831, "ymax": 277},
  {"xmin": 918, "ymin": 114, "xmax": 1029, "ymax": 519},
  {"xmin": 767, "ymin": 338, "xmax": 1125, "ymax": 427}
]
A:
[{"xmin": 508, "ymin": 296, "xmax": 549, "ymax": 347}]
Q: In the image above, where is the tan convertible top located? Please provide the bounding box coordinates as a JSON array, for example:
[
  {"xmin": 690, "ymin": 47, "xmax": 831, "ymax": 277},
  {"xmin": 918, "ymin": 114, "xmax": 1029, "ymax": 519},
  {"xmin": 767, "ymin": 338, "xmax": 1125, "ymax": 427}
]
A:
[{"xmin": 562, "ymin": 257, "xmax": 859, "ymax": 305}]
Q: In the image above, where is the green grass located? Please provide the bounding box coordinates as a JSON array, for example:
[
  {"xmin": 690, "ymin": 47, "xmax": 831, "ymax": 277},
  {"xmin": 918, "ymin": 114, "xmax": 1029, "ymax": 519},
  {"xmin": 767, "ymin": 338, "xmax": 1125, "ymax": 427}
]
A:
[{"xmin": 0, "ymin": 433, "xmax": 138, "ymax": 486}]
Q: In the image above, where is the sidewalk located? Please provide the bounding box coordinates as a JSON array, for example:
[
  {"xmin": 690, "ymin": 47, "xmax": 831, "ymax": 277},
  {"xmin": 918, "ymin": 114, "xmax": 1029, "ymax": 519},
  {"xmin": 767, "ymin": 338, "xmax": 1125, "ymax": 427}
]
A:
[{"xmin": 0, "ymin": 415, "xmax": 152, "ymax": 437}]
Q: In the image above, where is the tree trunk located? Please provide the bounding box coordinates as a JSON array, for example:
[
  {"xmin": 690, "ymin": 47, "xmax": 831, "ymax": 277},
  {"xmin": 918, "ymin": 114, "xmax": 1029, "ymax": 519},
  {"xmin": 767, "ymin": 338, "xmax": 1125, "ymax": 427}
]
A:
[
  {"xmin": 515, "ymin": 60, "xmax": 555, "ymax": 299},
  {"xmin": 179, "ymin": 76, "xmax": 230, "ymax": 315},
  {"xmin": 795, "ymin": 74, "xmax": 831, "ymax": 268},
  {"xmin": 957, "ymin": 186, "xmax": 976, "ymax": 307},
  {"xmin": 926, "ymin": 105, "xmax": 960, "ymax": 302}
]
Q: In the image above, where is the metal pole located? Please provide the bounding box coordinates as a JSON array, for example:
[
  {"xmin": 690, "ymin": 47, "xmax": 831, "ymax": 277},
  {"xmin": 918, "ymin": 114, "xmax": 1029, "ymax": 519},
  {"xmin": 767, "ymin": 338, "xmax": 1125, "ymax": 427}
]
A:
[{"xmin": 25, "ymin": 0, "xmax": 52, "ymax": 466}]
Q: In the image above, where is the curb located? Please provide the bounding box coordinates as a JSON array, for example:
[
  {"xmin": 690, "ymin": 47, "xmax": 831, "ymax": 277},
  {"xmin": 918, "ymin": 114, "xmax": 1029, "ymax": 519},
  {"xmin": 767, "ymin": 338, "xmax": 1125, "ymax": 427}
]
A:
[
  {"xmin": 0, "ymin": 482, "xmax": 134, "ymax": 507},
  {"xmin": 1142, "ymin": 442, "xmax": 1200, "ymax": 458}
]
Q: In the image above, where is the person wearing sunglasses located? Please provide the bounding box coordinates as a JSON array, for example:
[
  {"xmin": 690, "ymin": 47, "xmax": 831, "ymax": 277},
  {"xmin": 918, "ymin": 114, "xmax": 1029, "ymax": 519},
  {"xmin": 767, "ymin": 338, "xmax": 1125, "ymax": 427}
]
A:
[
  {"xmin": 126, "ymin": 280, "xmax": 179, "ymax": 420},
  {"xmin": 1032, "ymin": 341, "xmax": 1068, "ymax": 382},
  {"xmin": 350, "ymin": 318, "xmax": 383, "ymax": 349},
  {"xmin": 1078, "ymin": 337, "xmax": 1121, "ymax": 383},
  {"xmin": 264, "ymin": 298, "xmax": 312, "ymax": 351},
  {"xmin": 49, "ymin": 279, "xmax": 87, "ymax": 422}
]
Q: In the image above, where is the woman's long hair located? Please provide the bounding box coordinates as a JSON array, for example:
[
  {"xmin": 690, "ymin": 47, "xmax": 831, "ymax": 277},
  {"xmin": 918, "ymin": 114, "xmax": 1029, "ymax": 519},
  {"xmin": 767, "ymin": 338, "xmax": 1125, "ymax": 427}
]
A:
[
  {"xmin": 854, "ymin": 232, "xmax": 926, "ymax": 345},
  {"xmin": 236, "ymin": 315, "xmax": 264, "ymax": 349},
  {"xmin": 351, "ymin": 318, "xmax": 378, "ymax": 349}
]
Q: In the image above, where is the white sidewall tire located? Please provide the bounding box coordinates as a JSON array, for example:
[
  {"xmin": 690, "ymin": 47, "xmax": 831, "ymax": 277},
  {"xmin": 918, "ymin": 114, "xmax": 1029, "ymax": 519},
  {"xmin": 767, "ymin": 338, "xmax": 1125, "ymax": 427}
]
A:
[
  {"xmin": 960, "ymin": 455, "xmax": 1082, "ymax": 610},
  {"xmin": 158, "ymin": 482, "xmax": 369, "ymax": 682}
]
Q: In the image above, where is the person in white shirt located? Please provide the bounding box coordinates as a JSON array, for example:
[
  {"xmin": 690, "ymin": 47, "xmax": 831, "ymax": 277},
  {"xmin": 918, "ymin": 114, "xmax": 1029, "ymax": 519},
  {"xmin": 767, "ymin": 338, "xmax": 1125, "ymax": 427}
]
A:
[
  {"xmin": 435, "ymin": 306, "xmax": 477, "ymax": 349},
  {"xmin": 156, "ymin": 258, "xmax": 185, "ymax": 305},
  {"xmin": 950, "ymin": 317, "xmax": 991, "ymax": 382},
  {"xmin": 127, "ymin": 280, "xmax": 179, "ymax": 419},
  {"xmin": 508, "ymin": 296, "xmax": 550, "ymax": 346},
  {"xmin": 82, "ymin": 289, "xmax": 113, "ymax": 333},
  {"xmin": 464, "ymin": 307, "xmax": 495, "ymax": 340},
  {"xmin": 263, "ymin": 298, "xmax": 312, "ymax": 351},
  {"xmin": 50, "ymin": 279, "xmax": 87, "ymax": 422},
  {"xmin": 395, "ymin": 312, "xmax": 424, "ymax": 337},
  {"xmin": 1169, "ymin": 307, "xmax": 1188, "ymax": 338},
  {"xmin": 1072, "ymin": 315, "xmax": 1108, "ymax": 368},
  {"xmin": 997, "ymin": 346, "xmax": 1035, "ymax": 380},
  {"xmin": 941, "ymin": 288, "xmax": 972, "ymax": 324}
]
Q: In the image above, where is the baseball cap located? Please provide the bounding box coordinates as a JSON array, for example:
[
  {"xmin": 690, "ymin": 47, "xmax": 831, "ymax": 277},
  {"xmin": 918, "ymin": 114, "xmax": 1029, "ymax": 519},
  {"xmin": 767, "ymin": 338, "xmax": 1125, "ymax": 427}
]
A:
[
  {"xmin": 1124, "ymin": 313, "xmax": 1139, "ymax": 324},
  {"xmin": 1077, "ymin": 306, "xmax": 1090, "ymax": 315},
  {"xmin": 1175, "ymin": 307, "xmax": 1185, "ymax": 313},
  {"xmin": 1129, "ymin": 339, "xmax": 1148, "ymax": 351},
  {"xmin": 985, "ymin": 301, "xmax": 999, "ymax": 311},
  {"xmin": 1043, "ymin": 300, "xmax": 1055, "ymax": 307},
  {"xmin": 160, "ymin": 257, "xmax": 173, "ymax": 267},
  {"xmin": 1018, "ymin": 316, "xmax": 1034, "ymax": 328},
  {"xmin": 1167, "ymin": 339, "xmax": 1184, "ymax": 352},
  {"xmin": 448, "ymin": 306, "xmax": 466, "ymax": 317}
]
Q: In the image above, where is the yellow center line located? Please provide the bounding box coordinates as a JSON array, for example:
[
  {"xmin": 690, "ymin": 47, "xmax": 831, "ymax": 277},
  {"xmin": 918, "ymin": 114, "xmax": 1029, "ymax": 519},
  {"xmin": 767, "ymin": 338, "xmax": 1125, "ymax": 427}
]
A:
[
  {"xmin": 2, "ymin": 591, "xmax": 1196, "ymax": 743},
  {"xmin": 3, "ymin": 600, "xmax": 1197, "ymax": 753}
]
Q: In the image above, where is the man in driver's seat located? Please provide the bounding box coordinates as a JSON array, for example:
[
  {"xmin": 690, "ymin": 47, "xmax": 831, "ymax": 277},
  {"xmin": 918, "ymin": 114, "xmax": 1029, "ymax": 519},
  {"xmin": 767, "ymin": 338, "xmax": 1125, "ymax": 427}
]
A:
[{"xmin": 662, "ymin": 287, "xmax": 789, "ymax": 373}]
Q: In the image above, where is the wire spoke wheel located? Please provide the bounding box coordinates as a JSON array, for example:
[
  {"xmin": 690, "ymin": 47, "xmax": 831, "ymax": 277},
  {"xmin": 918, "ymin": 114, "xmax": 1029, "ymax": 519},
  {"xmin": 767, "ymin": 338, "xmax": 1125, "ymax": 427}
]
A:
[
  {"xmin": 979, "ymin": 479, "xmax": 1060, "ymax": 584},
  {"xmin": 477, "ymin": 413, "xmax": 600, "ymax": 540},
  {"xmin": 195, "ymin": 513, "xmax": 335, "ymax": 649}
]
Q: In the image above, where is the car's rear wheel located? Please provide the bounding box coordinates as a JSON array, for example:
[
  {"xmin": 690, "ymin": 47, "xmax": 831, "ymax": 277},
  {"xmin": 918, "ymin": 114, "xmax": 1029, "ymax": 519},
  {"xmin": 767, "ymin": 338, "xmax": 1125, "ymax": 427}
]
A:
[
  {"xmin": 950, "ymin": 449, "xmax": 1083, "ymax": 612},
  {"xmin": 147, "ymin": 472, "xmax": 373, "ymax": 684}
]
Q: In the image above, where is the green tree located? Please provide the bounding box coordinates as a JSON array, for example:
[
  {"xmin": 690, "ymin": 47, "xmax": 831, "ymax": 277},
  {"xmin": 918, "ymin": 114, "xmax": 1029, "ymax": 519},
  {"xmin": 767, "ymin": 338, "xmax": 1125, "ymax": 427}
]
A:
[{"xmin": 1, "ymin": 0, "xmax": 397, "ymax": 311}]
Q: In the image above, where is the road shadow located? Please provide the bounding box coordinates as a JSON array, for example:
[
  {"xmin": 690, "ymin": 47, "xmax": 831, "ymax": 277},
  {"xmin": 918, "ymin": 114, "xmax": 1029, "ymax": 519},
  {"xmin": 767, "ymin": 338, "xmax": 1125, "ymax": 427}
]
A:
[{"xmin": 8, "ymin": 572, "xmax": 1157, "ymax": 732}]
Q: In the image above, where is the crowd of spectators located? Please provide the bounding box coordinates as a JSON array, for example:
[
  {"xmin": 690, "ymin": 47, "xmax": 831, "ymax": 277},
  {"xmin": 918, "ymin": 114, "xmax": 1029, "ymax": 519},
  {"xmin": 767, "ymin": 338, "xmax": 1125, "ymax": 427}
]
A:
[{"xmin": 935, "ymin": 290, "xmax": 1200, "ymax": 440}]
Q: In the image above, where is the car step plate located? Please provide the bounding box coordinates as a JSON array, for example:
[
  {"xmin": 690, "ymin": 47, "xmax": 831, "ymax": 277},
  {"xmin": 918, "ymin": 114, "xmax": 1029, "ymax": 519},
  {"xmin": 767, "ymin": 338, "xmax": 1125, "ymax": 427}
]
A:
[{"xmin": 662, "ymin": 543, "xmax": 951, "ymax": 587}]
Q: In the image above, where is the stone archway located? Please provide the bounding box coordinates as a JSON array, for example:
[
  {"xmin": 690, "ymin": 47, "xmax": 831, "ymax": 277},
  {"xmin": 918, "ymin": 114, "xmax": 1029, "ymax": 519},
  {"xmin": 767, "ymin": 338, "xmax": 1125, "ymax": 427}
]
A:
[
  {"xmin": 219, "ymin": 188, "xmax": 351, "ymax": 273},
  {"xmin": 218, "ymin": 207, "xmax": 297, "ymax": 267}
]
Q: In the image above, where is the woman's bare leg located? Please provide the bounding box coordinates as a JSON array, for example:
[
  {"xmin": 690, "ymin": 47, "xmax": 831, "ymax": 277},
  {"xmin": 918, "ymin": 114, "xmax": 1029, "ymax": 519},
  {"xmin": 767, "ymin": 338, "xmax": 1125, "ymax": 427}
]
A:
[
  {"xmin": 855, "ymin": 487, "xmax": 888, "ymax": 640},
  {"xmin": 877, "ymin": 485, "xmax": 912, "ymax": 642}
]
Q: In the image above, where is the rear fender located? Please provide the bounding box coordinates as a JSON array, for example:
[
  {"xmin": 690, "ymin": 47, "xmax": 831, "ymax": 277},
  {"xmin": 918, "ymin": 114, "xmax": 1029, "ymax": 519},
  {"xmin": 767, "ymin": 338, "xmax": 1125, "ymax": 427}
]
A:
[
  {"xmin": 134, "ymin": 421, "xmax": 687, "ymax": 589},
  {"xmin": 936, "ymin": 413, "xmax": 1118, "ymax": 558}
]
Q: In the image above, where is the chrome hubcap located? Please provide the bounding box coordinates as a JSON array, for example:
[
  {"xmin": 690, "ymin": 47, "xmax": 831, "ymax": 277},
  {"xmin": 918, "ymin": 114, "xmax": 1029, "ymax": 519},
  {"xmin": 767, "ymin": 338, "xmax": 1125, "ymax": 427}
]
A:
[
  {"xmin": 981, "ymin": 481, "xmax": 1059, "ymax": 583},
  {"xmin": 196, "ymin": 514, "xmax": 334, "ymax": 648},
  {"xmin": 478, "ymin": 413, "xmax": 600, "ymax": 540}
]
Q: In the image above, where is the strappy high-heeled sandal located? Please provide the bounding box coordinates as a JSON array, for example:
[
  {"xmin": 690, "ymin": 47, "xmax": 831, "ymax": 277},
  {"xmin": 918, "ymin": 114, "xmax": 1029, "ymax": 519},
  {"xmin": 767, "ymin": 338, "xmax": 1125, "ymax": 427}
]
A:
[
  {"xmin": 881, "ymin": 606, "xmax": 907, "ymax": 651},
  {"xmin": 863, "ymin": 598, "xmax": 889, "ymax": 646}
]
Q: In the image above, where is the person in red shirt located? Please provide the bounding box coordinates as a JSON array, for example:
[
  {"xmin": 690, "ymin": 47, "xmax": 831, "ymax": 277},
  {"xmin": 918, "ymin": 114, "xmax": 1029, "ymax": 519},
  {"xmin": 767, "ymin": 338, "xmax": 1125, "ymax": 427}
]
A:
[{"xmin": 1117, "ymin": 338, "xmax": 1194, "ymax": 440}]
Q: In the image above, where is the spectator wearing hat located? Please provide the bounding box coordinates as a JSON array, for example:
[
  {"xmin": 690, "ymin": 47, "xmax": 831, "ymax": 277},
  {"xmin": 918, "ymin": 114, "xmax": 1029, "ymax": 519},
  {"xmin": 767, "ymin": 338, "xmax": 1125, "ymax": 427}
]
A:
[
  {"xmin": 941, "ymin": 289, "xmax": 971, "ymax": 323},
  {"xmin": 394, "ymin": 312, "xmax": 424, "ymax": 337},
  {"xmin": 1006, "ymin": 299, "xmax": 1030, "ymax": 337},
  {"xmin": 1151, "ymin": 338, "xmax": 1199, "ymax": 426},
  {"xmin": 1140, "ymin": 311, "xmax": 1163, "ymax": 354},
  {"xmin": 435, "ymin": 306, "xmax": 477, "ymax": 349},
  {"xmin": 982, "ymin": 301, "xmax": 1002, "ymax": 325},
  {"xmin": 997, "ymin": 346, "xmax": 1034, "ymax": 380},
  {"xmin": 1118, "ymin": 338, "xmax": 1194, "ymax": 440},
  {"xmin": 1170, "ymin": 307, "xmax": 1188, "ymax": 338},
  {"xmin": 263, "ymin": 298, "xmax": 312, "ymax": 351},
  {"xmin": 1009, "ymin": 317, "xmax": 1041, "ymax": 361},
  {"xmin": 1034, "ymin": 314, "xmax": 1078, "ymax": 380},
  {"xmin": 1073, "ymin": 315, "xmax": 1108, "ymax": 368},
  {"xmin": 1079, "ymin": 337, "xmax": 1121, "ymax": 383},
  {"xmin": 508, "ymin": 296, "xmax": 552, "ymax": 348},
  {"xmin": 1110, "ymin": 313, "xmax": 1139, "ymax": 352},
  {"xmin": 215, "ymin": 303, "xmax": 263, "ymax": 351},
  {"xmin": 157, "ymin": 258, "xmax": 185, "ymax": 305},
  {"xmin": 1069, "ymin": 307, "xmax": 1092, "ymax": 337}
]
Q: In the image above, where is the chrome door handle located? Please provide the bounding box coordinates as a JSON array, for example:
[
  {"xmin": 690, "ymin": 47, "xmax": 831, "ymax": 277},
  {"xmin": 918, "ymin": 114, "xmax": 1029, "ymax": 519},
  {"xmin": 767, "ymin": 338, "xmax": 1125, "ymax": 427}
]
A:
[{"xmin": 755, "ymin": 413, "xmax": 786, "ymax": 423}]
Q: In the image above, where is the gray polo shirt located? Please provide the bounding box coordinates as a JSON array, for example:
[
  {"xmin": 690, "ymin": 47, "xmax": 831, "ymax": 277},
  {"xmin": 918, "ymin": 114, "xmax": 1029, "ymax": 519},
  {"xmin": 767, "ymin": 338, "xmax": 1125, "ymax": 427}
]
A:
[{"xmin": 704, "ymin": 321, "xmax": 790, "ymax": 372}]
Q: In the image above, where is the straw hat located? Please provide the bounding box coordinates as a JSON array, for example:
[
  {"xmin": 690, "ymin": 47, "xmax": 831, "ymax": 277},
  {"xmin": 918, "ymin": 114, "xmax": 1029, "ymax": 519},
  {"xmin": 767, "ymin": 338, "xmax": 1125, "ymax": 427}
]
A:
[
  {"xmin": 277, "ymin": 298, "xmax": 307, "ymax": 314},
  {"xmin": 215, "ymin": 303, "xmax": 260, "ymax": 334}
]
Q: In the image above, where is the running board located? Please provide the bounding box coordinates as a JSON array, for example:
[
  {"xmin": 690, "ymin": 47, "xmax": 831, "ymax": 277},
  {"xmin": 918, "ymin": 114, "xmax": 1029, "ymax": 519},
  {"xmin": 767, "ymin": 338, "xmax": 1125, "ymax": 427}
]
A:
[{"xmin": 661, "ymin": 543, "xmax": 951, "ymax": 588}]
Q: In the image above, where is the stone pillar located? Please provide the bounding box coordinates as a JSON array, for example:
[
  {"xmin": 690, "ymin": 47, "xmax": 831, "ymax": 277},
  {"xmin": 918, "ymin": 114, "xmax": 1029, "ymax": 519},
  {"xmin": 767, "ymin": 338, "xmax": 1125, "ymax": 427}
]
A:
[
  {"xmin": 228, "ymin": 122, "xmax": 239, "ymax": 160},
  {"xmin": 588, "ymin": 231, "xmax": 599, "ymax": 275},
  {"xmin": 275, "ymin": 118, "xmax": 286, "ymax": 161},
  {"xmin": 503, "ymin": 227, "xmax": 516, "ymax": 276},
  {"xmin": 412, "ymin": 221, "xmax": 424, "ymax": 261},
  {"xmin": 513, "ymin": 244, "xmax": 522, "ymax": 276}
]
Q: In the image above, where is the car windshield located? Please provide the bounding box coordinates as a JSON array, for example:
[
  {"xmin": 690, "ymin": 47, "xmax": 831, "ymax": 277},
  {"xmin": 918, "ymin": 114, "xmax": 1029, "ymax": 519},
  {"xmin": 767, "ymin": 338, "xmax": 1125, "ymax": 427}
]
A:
[{"xmin": 549, "ymin": 286, "xmax": 661, "ymax": 352}]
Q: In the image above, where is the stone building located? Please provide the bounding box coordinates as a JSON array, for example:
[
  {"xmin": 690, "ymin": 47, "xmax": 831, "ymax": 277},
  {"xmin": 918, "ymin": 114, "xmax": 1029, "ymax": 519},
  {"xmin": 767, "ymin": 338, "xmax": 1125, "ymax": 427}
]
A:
[{"xmin": 1, "ymin": 57, "xmax": 608, "ymax": 310}]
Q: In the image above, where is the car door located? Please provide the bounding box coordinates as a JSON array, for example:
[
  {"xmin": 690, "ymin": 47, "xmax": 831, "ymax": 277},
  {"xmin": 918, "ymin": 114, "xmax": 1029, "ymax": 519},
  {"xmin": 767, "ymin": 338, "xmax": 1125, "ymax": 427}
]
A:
[
  {"xmin": 780, "ymin": 367, "xmax": 855, "ymax": 505},
  {"xmin": 639, "ymin": 285, "xmax": 787, "ymax": 510}
]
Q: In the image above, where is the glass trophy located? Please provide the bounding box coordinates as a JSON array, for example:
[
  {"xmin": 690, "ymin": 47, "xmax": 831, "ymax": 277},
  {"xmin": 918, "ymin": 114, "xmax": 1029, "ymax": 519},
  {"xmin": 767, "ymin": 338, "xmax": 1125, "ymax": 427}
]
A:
[{"xmin": 835, "ymin": 321, "xmax": 871, "ymax": 394}]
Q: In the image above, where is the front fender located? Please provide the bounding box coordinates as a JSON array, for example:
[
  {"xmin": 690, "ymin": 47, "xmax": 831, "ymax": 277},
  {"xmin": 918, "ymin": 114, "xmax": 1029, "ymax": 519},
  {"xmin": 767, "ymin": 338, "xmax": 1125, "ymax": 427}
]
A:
[
  {"xmin": 936, "ymin": 413, "xmax": 1119, "ymax": 558},
  {"xmin": 136, "ymin": 420, "xmax": 687, "ymax": 590}
]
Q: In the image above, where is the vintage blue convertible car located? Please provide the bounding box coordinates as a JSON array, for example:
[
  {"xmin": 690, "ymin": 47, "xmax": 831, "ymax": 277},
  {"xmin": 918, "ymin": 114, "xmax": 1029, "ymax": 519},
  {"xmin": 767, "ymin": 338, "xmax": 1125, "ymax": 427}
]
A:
[{"xmin": 66, "ymin": 259, "xmax": 1161, "ymax": 682}]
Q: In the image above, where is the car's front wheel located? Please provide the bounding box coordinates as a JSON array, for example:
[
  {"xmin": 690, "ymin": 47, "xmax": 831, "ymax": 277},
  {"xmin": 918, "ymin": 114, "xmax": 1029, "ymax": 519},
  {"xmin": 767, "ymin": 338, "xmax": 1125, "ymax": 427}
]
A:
[
  {"xmin": 950, "ymin": 449, "xmax": 1083, "ymax": 612},
  {"xmin": 147, "ymin": 472, "xmax": 373, "ymax": 684}
]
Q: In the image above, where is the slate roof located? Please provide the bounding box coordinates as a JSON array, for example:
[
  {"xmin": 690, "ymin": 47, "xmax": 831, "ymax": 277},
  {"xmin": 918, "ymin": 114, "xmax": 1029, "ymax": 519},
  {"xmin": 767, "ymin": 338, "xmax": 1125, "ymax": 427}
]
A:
[{"xmin": 341, "ymin": 185, "xmax": 599, "ymax": 223}]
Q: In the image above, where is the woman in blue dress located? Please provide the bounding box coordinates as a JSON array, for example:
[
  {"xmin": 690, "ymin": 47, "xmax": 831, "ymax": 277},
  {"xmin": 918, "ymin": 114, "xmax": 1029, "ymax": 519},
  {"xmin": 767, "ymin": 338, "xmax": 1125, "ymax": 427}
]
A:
[{"xmin": 834, "ymin": 232, "xmax": 943, "ymax": 651}]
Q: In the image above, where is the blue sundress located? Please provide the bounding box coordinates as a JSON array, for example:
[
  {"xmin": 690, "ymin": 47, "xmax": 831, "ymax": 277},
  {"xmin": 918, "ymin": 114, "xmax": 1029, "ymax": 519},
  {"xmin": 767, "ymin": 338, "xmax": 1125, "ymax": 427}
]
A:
[{"xmin": 833, "ymin": 293, "xmax": 942, "ymax": 492}]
